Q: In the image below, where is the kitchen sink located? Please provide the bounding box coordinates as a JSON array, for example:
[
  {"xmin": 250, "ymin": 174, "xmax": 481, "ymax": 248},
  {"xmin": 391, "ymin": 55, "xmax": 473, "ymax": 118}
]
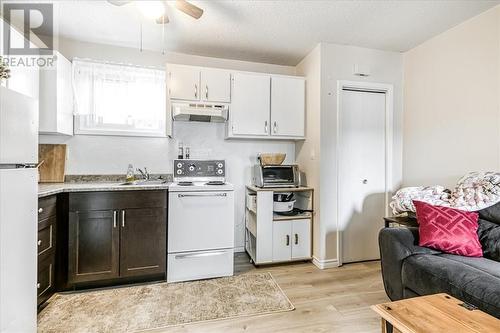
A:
[{"xmin": 120, "ymin": 179, "xmax": 168, "ymax": 186}]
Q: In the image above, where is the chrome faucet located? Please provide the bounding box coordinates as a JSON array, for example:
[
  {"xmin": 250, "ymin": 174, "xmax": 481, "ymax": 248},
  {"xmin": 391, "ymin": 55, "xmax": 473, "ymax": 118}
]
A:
[{"xmin": 137, "ymin": 167, "xmax": 150, "ymax": 180}]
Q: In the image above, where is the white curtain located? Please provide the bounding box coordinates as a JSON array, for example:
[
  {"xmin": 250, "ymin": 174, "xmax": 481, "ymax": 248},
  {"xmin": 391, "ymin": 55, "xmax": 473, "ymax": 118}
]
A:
[{"xmin": 73, "ymin": 59, "xmax": 166, "ymax": 136}]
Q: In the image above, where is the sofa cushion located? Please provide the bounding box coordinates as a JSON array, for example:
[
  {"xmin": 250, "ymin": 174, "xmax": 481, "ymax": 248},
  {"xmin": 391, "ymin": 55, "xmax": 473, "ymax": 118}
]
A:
[
  {"xmin": 402, "ymin": 254, "xmax": 500, "ymax": 318},
  {"xmin": 478, "ymin": 219, "xmax": 500, "ymax": 262},
  {"xmin": 478, "ymin": 200, "xmax": 500, "ymax": 225},
  {"xmin": 413, "ymin": 201, "xmax": 482, "ymax": 257}
]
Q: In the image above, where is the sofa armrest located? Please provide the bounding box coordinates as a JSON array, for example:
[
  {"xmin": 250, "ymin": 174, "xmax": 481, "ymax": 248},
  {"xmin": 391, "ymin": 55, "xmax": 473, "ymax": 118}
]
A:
[{"xmin": 379, "ymin": 227, "xmax": 440, "ymax": 300}]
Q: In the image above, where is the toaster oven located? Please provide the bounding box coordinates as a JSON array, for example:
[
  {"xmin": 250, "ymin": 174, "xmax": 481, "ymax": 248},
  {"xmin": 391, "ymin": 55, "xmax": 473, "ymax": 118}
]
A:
[{"xmin": 252, "ymin": 164, "xmax": 300, "ymax": 188}]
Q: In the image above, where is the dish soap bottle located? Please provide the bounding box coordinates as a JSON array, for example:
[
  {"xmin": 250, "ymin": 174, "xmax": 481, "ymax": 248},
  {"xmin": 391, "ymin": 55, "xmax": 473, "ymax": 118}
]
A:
[{"xmin": 126, "ymin": 164, "xmax": 135, "ymax": 183}]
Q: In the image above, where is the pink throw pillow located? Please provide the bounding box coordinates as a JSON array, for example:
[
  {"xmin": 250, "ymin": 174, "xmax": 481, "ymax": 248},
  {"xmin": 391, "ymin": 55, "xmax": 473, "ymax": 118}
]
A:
[{"xmin": 413, "ymin": 200, "xmax": 483, "ymax": 257}]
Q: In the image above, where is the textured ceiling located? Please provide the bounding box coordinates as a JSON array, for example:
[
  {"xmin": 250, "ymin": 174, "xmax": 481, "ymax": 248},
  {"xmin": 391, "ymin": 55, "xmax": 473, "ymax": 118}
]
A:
[{"xmin": 49, "ymin": 0, "xmax": 499, "ymax": 65}]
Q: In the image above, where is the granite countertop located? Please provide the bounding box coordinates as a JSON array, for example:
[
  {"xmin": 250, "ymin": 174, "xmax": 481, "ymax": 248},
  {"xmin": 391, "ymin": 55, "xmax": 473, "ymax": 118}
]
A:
[
  {"xmin": 38, "ymin": 174, "xmax": 173, "ymax": 198},
  {"xmin": 38, "ymin": 182, "xmax": 171, "ymax": 198}
]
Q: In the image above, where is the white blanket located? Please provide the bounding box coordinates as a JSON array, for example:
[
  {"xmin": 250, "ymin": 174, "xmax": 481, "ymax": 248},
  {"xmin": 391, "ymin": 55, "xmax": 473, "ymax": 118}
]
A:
[{"xmin": 390, "ymin": 172, "xmax": 500, "ymax": 215}]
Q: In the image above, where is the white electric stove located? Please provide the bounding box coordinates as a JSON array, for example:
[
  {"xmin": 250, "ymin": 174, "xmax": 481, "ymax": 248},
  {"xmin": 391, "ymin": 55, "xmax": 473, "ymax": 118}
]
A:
[{"xmin": 167, "ymin": 159, "xmax": 235, "ymax": 283}]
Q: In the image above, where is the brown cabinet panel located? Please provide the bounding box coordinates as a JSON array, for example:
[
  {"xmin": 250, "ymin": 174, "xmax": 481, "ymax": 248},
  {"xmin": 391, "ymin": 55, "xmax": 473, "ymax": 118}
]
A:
[
  {"xmin": 69, "ymin": 191, "xmax": 167, "ymax": 212},
  {"xmin": 38, "ymin": 195, "xmax": 56, "ymax": 221},
  {"xmin": 68, "ymin": 210, "xmax": 120, "ymax": 283},
  {"xmin": 37, "ymin": 216, "xmax": 55, "ymax": 258},
  {"xmin": 119, "ymin": 208, "xmax": 167, "ymax": 277},
  {"xmin": 37, "ymin": 250, "xmax": 55, "ymax": 306}
]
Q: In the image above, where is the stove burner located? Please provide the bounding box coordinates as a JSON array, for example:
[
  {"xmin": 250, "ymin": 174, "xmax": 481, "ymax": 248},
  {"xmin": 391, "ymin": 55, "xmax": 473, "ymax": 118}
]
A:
[
  {"xmin": 205, "ymin": 181, "xmax": 226, "ymax": 186},
  {"xmin": 177, "ymin": 181, "xmax": 194, "ymax": 186}
]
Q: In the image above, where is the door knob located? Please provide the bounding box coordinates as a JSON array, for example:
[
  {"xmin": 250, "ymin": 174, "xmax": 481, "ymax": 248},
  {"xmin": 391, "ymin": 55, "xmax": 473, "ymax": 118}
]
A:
[{"xmin": 362, "ymin": 179, "xmax": 368, "ymax": 184}]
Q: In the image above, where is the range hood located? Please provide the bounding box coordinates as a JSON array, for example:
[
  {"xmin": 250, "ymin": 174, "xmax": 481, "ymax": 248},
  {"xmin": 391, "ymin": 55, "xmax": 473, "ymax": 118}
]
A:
[{"xmin": 172, "ymin": 103, "xmax": 229, "ymax": 122}]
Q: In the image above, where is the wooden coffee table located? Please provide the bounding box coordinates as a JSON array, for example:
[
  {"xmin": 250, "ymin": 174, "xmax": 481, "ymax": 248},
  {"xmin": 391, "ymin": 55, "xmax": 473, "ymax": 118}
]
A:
[{"xmin": 371, "ymin": 293, "xmax": 499, "ymax": 333}]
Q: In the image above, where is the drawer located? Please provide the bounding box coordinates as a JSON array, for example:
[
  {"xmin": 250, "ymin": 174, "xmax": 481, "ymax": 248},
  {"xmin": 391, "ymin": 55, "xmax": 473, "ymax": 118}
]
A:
[
  {"xmin": 167, "ymin": 249, "xmax": 233, "ymax": 283},
  {"xmin": 38, "ymin": 195, "xmax": 57, "ymax": 221},
  {"xmin": 69, "ymin": 191, "xmax": 167, "ymax": 212},
  {"xmin": 37, "ymin": 257, "xmax": 54, "ymax": 303},
  {"xmin": 37, "ymin": 216, "xmax": 55, "ymax": 257}
]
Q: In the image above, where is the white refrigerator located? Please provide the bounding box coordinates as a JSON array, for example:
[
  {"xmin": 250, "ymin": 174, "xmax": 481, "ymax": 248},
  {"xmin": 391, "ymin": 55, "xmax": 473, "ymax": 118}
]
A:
[{"xmin": 0, "ymin": 86, "xmax": 38, "ymax": 332}]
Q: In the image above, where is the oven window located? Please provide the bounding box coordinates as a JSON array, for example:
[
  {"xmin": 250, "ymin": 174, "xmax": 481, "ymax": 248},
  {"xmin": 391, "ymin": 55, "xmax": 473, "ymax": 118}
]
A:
[{"xmin": 262, "ymin": 168, "xmax": 294, "ymax": 183}]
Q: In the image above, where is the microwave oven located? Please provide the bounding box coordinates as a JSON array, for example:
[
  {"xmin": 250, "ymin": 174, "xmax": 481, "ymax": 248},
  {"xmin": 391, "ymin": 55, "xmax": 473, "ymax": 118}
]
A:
[{"xmin": 252, "ymin": 164, "xmax": 300, "ymax": 188}]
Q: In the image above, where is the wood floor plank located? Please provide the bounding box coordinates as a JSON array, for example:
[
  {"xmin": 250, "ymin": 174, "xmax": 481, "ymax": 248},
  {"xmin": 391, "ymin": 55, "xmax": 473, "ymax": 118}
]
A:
[{"xmin": 153, "ymin": 255, "xmax": 387, "ymax": 333}]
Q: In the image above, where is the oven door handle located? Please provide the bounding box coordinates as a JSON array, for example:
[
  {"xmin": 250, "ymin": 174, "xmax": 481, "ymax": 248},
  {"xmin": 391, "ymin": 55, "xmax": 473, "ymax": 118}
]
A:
[
  {"xmin": 177, "ymin": 193, "xmax": 227, "ymax": 198},
  {"xmin": 175, "ymin": 250, "xmax": 228, "ymax": 259}
]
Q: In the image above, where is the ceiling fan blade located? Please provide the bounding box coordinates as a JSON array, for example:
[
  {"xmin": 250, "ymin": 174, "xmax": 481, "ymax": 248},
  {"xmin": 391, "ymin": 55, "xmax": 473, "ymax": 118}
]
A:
[
  {"xmin": 175, "ymin": 0, "xmax": 203, "ymax": 19},
  {"xmin": 107, "ymin": 0, "xmax": 132, "ymax": 6},
  {"xmin": 156, "ymin": 14, "xmax": 169, "ymax": 24}
]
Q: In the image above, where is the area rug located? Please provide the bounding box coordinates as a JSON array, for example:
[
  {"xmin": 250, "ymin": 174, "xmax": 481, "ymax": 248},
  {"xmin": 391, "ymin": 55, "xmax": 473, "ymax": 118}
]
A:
[{"xmin": 37, "ymin": 273, "xmax": 294, "ymax": 332}]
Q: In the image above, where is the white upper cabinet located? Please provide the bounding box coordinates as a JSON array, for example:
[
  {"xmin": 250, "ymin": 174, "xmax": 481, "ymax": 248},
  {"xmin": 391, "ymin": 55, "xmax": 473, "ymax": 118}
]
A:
[
  {"xmin": 229, "ymin": 73, "xmax": 270, "ymax": 136},
  {"xmin": 201, "ymin": 69, "xmax": 231, "ymax": 103},
  {"xmin": 167, "ymin": 64, "xmax": 201, "ymax": 101},
  {"xmin": 271, "ymin": 77, "xmax": 305, "ymax": 138},
  {"xmin": 167, "ymin": 64, "xmax": 231, "ymax": 103},
  {"xmin": 39, "ymin": 51, "xmax": 73, "ymax": 136}
]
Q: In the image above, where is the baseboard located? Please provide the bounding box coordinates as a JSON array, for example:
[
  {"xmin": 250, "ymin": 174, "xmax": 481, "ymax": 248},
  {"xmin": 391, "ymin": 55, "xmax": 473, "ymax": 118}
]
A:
[{"xmin": 312, "ymin": 256, "xmax": 340, "ymax": 269}]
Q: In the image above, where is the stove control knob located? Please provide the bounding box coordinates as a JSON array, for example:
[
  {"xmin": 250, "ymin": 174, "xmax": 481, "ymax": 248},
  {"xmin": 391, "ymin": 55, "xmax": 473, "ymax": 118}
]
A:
[
  {"xmin": 177, "ymin": 162, "xmax": 183, "ymax": 168},
  {"xmin": 188, "ymin": 164, "xmax": 195, "ymax": 172},
  {"xmin": 217, "ymin": 169, "xmax": 223, "ymax": 175},
  {"xmin": 217, "ymin": 163, "xmax": 223, "ymax": 168},
  {"xmin": 176, "ymin": 169, "xmax": 183, "ymax": 175}
]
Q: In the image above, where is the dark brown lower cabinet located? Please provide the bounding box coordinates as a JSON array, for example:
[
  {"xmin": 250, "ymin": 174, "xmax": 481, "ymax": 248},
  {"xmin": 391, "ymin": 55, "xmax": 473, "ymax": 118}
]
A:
[
  {"xmin": 68, "ymin": 210, "xmax": 120, "ymax": 283},
  {"xmin": 120, "ymin": 208, "xmax": 166, "ymax": 277},
  {"xmin": 68, "ymin": 191, "xmax": 167, "ymax": 286},
  {"xmin": 38, "ymin": 196, "xmax": 57, "ymax": 306}
]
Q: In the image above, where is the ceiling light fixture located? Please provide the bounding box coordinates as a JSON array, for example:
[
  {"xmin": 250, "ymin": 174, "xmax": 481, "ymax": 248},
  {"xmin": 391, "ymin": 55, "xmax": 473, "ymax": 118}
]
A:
[{"xmin": 135, "ymin": 1, "xmax": 165, "ymax": 20}]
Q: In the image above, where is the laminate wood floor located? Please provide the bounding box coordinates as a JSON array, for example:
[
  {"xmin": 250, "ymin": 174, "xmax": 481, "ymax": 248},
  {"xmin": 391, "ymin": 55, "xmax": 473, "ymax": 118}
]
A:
[{"xmin": 153, "ymin": 253, "xmax": 388, "ymax": 333}]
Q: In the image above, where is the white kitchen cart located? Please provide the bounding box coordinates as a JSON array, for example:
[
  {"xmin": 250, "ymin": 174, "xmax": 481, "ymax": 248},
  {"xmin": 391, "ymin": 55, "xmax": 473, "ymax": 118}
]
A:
[{"xmin": 245, "ymin": 185, "xmax": 314, "ymax": 265}]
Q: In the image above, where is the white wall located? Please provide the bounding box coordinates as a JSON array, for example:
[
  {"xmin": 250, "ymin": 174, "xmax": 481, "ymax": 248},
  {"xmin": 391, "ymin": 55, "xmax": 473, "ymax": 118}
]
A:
[
  {"xmin": 295, "ymin": 43, "xmax": 403, "ymax": 266},
  {"xmin": 39, "ymin": 37, "xmax": 297, "ymax": 251},
  {"xmin": 296, "ymin": 45, "xmax": 322, "ymax": 260},
  {"xmin": 403, "ymin": 6, "xmax": 500, "ymax": 188}
]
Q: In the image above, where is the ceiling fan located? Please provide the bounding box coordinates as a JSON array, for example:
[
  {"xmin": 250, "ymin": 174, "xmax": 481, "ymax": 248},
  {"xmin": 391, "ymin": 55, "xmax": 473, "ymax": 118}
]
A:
[{"xmin": 107, "ymin": 0, "xmax": 204, "ymax": 24}]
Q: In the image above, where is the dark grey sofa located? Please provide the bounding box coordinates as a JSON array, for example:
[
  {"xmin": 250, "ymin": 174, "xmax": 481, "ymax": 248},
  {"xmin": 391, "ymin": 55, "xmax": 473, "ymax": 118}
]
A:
[{"xmin": 379, "ymin": 202, "xmax": 500, "ymax": 319}]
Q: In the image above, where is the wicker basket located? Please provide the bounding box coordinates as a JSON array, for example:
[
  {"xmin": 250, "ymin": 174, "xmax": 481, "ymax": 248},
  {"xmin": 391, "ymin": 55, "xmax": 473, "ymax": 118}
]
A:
[{"xmin": 258, "ymin": 153, "xmax": 286, "ymax": 166}]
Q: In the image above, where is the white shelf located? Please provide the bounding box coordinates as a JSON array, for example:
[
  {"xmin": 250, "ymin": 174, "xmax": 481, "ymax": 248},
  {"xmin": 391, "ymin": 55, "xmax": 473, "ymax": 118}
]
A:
[{"xmin": 273, "ymin": 212, "xmax": 312, "ymax": 221}]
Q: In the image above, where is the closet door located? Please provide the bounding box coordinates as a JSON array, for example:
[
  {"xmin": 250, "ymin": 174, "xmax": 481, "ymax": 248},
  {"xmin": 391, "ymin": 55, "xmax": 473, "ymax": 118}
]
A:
[{"xmin": 339, "ymin": 89, "xmax": 386, "ymax": 264}]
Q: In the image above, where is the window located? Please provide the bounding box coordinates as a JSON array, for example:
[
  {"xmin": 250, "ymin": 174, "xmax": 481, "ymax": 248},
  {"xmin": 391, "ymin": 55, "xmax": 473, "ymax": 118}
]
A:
[{"xmin": 73, "ymin": 59, "xmax": 167, "ymax": 137}]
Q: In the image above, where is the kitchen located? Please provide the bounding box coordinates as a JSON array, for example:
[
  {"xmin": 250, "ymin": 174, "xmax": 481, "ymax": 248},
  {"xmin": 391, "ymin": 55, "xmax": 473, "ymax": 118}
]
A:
[{"xmin": 0, "ymin": 2, "xmax": 309, "ymax": 331}]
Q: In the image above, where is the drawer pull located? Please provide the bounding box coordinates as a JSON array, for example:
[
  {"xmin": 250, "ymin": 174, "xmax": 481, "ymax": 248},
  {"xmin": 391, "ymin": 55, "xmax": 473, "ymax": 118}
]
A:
[
  {"xmin": 37, "ymin": 240, "xmax": 42, "ymax": 246},
  {"xmin": 175, "ymin": 250, "xmax": 227, "ymax": 259},
  {"xmin": 38, "ymin": 208, "xmax": 43, "ymax": 214}
]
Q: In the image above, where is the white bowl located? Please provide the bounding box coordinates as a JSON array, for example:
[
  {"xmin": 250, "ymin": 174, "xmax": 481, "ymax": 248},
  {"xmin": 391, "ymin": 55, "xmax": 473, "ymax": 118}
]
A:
[{"xmin": 273, "ymin": 200, "xmax": 296, "ymax": 212}]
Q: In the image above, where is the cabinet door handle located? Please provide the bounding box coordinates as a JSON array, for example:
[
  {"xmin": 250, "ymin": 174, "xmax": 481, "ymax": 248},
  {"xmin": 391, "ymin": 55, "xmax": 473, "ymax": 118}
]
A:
[
  {"xmin": 37, "ymin": 240, "xmax": 42, "ymax": 246},
  {"xmin": 121, "ymin": 210, "xmax": 125, "ymax": 227},
  {"xmin": 37, "ymin": 283, "xmax": 41, "ymax": 289},
  {"xmin": 113, "ymin": 211, "xmax": 117, "ymax": 228},
  {"xmin": 286, "ymin": 235, "xmax": 290, "ymax": 246},
  {"xmin": 295, "ymin": 233, "xmax": 298, "ymax": 245},
  {"xmin": 38, "ymin": 208, "xmax": 43, "ymax": 214},
  {"xmin": 194, "ymin": 84, "xmax": 198, "ymax": 99},
  {"xmin": 273, "ymin": 121, "xmax": 277, "ymax": 133},
  {"xmin": 264, "ymin": 120, "xmax": 268, "ymax": 133},
  {"xmin": 205, "ymin": 84, "xmax": 209, "ymax": 100}
]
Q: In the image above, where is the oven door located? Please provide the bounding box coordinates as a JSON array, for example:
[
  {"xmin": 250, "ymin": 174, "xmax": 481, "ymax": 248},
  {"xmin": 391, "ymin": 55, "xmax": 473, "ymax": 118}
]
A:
[{"xmin": 168, "ymin": 191, "xmax": 235, "ymax": 253}]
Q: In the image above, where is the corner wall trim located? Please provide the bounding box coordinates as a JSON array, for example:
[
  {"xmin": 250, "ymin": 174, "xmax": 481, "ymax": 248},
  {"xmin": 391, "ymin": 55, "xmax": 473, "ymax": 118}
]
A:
[{"xmin": 312, "ymin": 256, "xmax": 340, "ymax": 269}]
